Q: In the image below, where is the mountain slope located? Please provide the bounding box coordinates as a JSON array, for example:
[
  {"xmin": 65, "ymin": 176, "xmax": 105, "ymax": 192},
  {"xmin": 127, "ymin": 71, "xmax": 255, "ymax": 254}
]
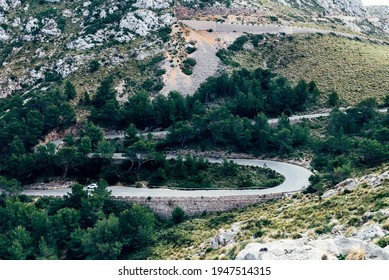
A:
[{"xmin": 0, "ymin": 0, "xmax": 387, "ymax": 104}]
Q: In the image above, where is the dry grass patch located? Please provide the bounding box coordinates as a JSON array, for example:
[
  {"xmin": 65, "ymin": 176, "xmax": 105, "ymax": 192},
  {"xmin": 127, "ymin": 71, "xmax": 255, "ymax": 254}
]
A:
[
  {"xmin": 230, "ymin": 34, "xmax": 389, "ymax": 105},
  {"xmin": 149, "ymin": 180, "xmax": 388, "ymax": 259},
  {"xmin": 345, "ymin": 246, "xmax": 366, "ymax": 260}
]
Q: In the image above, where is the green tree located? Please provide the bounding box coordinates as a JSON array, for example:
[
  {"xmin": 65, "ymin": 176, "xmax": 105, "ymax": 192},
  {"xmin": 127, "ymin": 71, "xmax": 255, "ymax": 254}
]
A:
[
  {"xmin": 79, "ymin": 122, "xmax": 104, "ymax": 150},
  {"xmin": 95, "ymin": 139, "xmax": 115, "ymax": 159},
  {"xmin": 7, "ymin": 226, "xmax": 33, "ymax": 260},
  {"xmin": 89, "ymin": 77, "xmax": 120, "ymax": 128},
  {"xmin": 80, "ymin": 179, "xmax": 111, "ymax": 228},
  {"xmin": 357, "ymin": 138, "xmax": 388, "ymax": 166},
  {"xmin": 25, "ymin": 110, "xmax": 44, "ymax": 146},
  {"xmin": 167, "ymin": 121, "xmax": 195, "ymax": 147},
  {"xmin": 119, "ymin": 205, "xmax": 155, "ymax": 249},
  {"xmin": 125, "ymin": 139, "xmax": 157, "ymax": 171},
  {"xmin": 122, "ymin": 91, "xmax": 154, "ymax": 129},
  {"xmin": 328, "ymin": 91, "xmax": 340, "ymax": 107},
  {"xmin": 79, "ymin": 136, "xmax": 92, "ymax": 156},
  {"xmin": 55, "ymin": 147, "xmax": 82, "ymax": 178},
  {"xmin": 328, "ymin": 162, "xmax": 353, "ymax": 185},
  {"xmin": 80, "ymin": 215, "xmax": 123, "ymax": 259},
  {"xmin": 50, "ymin": 207, "xmax": 81, "ymax": 251},
  {"xmin": 81, "ymin": 91, "xmax": 91, "ymax": 106},
  {"xmin": 9, "ymin": 136, "xmax": 26, "ymax": 156},
  {"xmin": 63, "ymin": 134, "xmax": 76, "ymax": 147},
  {"xmin": 124, "ymin": 123, "xmax": 139, "ymax": 147},
  {"xmin": 36, "ymin": 237, "xmax": 58, "ymax": 260},
  {"xmin": 64, "ymin": 184, "xmax": 89, "ymax": 209},
  {"xmin": 64, "ymin": 81, "xmax": 77, "ymax": 100},
  {"xmin": 0, "ymin": 176, "xmax": 23, "ymax": 197}
]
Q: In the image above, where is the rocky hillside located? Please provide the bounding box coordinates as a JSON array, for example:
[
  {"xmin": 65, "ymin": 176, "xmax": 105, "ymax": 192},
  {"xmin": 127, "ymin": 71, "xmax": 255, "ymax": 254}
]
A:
[
  {"xmin": 150, "ymin": 170, "xmax": 389, "ymax": 260},
  {"xmin": 367, "ymin": 5, "xmax": 389, "ymax": 33},
  {"xmin": 0, "ymin": 0, "xmax": 387, "ymax": 102}
]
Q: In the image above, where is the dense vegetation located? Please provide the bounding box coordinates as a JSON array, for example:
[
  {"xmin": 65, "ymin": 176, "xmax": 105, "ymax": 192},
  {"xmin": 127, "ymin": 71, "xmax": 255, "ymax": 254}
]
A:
[
  {"xmin": 0, "ymin": 63, "xmax": 388, "ymax": 260},
  {"xmin": 0, "ymin": 181, "xmax": 159, "ymax": 260},
  {"xmin": 89, "ymin": 67, "xmax": 319, "ymax": 130},
  {"xmin": 0, "ymin": 67, "xmax": 387, "ymax": 193},
  {"xmin": 308, "ymin": 98, "xmax": 389, "ymax": 193}
]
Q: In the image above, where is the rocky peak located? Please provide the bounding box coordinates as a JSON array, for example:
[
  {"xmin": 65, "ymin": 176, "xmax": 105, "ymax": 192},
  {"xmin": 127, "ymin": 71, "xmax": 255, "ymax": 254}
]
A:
[
  {"xmin": 366, "ymin": 5, "xmax": 389, "ymax": 18},
  {"xmin": 315, "ymin": 0, "xmax": 367, "ymax": 17}
]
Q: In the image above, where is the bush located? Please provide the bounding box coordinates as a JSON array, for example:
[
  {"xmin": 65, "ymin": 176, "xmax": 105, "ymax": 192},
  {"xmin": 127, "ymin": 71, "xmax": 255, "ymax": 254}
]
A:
[
  {"xmin": 269, "ymin": 16, "xmax": 278, "ymax": 22},
  {"xmin": 172, "ymin": 207, "xmax": 186, "ymax": 224},
  {"xmin": 186, "ymin": 46, "xmax": 197, "ymax": 54},
  {"xmin": 376, "ymin": 236, "xmax": 389, "ymax": 248},
  {"xmin": 157, "ymin": 26, "xmax": 172, "ymax": 42},
  {"xmin": 180, "ymin": 58, "xmax": 197, "ymax": 76},
  {"xmin": 328, "ymin": 91, "xmax": 339, "ymax": 107},
  {"xmin": 347, "ymin": 216, "xmax": 361, "ymax": 227},
  {"xmin": 228, "ymin": 35, "xmax": 249, "ymax": 52},
  {"xmin": 88, "ymin": 60, "xmax": 100, "ymax": 73}
]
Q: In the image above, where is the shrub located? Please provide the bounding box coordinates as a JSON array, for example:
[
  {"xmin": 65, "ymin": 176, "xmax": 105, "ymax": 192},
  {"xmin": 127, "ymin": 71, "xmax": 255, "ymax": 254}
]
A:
[
  {"xmin": 88, "ymin": 60, "xmax": 100, "ymax": 73},
  {"xmin": 228, "ymin": 35, "xmax": 249, "ymax": 52},
  {"xmin": 186, "ymin": 46, "xmax": 197, "ymax": 54},
  {"xmin": 269, "ymin": 16, "xmax": 278, "ymax": 22},
  {"xmin": 157, "ymin": 26, "xmax": 172, "ymax": 42},
  {"xmin": 172, "ymin": 207, "xmax": 186, "ymax": 224},
  {"xmin": 347, "ymin": 216, "xmax": 361, "ymax": 227},
  {"xmin": 180, "ymin": 58, "xmax": 197, "ymax": 76},
  {"xmin": 254, "ymin": 229, "xmax": 264, "ymax": 238},
  {"xmin": 328, "ymin": 91, "xmax": 340, "ymax": 107},
  {"xmin": 376, "ymin": 236, "xmax": 389, "ymax": 248}
]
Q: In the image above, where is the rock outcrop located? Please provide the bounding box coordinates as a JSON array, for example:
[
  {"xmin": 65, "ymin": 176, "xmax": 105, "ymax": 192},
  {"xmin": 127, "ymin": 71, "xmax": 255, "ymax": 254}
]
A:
[
  {"xmin": 210, "ymin": 222, "xmax": 241, "ymax": 249},
  {"xmin": 236, "ymin": 237, "xmax": 389, "ymax": 260},
  {"xmin": 323, "ymin": 171, "xmax": 389, "ymax": 198}
]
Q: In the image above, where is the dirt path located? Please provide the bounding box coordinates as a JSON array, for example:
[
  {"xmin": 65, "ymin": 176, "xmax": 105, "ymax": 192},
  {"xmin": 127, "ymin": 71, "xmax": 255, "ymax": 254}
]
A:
[
  {"xmin": 161, "ymin": 27, "xmax": 241, "ymax": 96},
  {"xmin": 161, "ymin": 20, "xmax": 366, "ymax": 96}
]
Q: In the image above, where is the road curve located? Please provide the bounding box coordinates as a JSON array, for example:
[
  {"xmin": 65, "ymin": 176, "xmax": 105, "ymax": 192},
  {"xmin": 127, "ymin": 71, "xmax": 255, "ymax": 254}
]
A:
[{"xmin": 22, "ymin": 157, "xmax": 312, "ymax": 198}]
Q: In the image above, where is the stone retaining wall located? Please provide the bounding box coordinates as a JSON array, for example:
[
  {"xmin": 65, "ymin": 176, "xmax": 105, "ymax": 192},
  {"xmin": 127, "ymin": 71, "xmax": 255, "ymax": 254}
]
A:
[{"xmin": 112, "ymin": 193, "xmax": 284, "ymax": 218}]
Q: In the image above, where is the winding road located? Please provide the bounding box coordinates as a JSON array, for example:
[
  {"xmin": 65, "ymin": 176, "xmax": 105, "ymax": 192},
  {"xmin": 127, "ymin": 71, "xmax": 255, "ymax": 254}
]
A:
[
  {"xmin": 22, "ymin": 157, "xmax": 312, "ymax": 198},
  {"xmin": 37, "ymin": 108, "xmax": 386, "ymax": 199}
]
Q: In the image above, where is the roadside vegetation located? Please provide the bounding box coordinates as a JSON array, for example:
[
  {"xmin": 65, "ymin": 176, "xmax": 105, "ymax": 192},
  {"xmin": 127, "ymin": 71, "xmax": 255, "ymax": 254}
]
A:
[{"xmin": 0, "ymin": 180, "xmax": 160, "ymax": 260}]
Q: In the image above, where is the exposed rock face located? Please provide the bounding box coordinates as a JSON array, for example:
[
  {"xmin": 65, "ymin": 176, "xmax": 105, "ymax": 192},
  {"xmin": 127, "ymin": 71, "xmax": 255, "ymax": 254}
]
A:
[
  {"xmin": 120, "ymin": 9, "xmax": 160, "ymax": 36},
  {"xmin": 210, "ymin": 222, "xmax": 241, "ymax": 249},
  {"xmin": 315, "ymin": 0, "xmax": 366, "ymax": 17},
  {"xmin": 134, "ymin": 0, "xmax": 173, "ymax": 9},
  {"xmin": 366, "ymin": 5, "xmax": 389, "ymax": 33},
  {"xmin": 323, "ymin": 171, "xmax": 389, "ymax": 198},
  {"xmin": 0, "ymin": 26, "xmax": 9, "ymax": 41},
  {"xmin": 367, "ymin": 5, "xmax": 389, "ymax": 18},
  {"xmin": 352, "ymin": 224, "xmax": 387, "ymax": 241},
  {"xmin": 0, "ymin": 0, "xmax": 383, "ymax": 99},
  {"xmin": 236, "ymin": 237, "xmax": 389, "ymax": 260},
  {"xmin": 0, "ymin": 0, "xmax": 21, "ymax": 11}
]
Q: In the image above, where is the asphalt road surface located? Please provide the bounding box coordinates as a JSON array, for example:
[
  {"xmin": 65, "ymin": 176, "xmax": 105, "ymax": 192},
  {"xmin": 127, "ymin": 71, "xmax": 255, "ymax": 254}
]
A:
[{"xmin": 23, "ymin": 157, "xmax": 312, "ymax": 198}]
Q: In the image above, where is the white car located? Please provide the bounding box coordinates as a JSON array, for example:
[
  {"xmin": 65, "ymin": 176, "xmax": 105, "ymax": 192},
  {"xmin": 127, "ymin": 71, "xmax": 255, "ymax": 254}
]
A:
[{"xmin": 86, "ymin": 183, "xmax": 98, "ymax": 189}]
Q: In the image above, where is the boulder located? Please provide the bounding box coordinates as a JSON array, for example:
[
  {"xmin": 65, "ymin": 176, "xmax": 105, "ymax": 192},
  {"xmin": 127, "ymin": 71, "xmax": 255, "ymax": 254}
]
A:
[
  {"xmin": 235, "ymin": 237, "xmax": 389, "ymax": 260},
  {"xmin": 352, "ymin": 224, "xmax": 386, "ymax": 241},
  {"xmin": 120, "ymin": 9, "xmax": 160, "ymax": 36},
  {"xmin": 210, "ymin": 222, "xmax": 241, "ymax": 249},
  {"xmin": 0, "ymin": 26, "xmax": 9, "ymax": 41},
  {"xmin": 134, "ymin": 0, "xmax": 172, "ymax": 10}
]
